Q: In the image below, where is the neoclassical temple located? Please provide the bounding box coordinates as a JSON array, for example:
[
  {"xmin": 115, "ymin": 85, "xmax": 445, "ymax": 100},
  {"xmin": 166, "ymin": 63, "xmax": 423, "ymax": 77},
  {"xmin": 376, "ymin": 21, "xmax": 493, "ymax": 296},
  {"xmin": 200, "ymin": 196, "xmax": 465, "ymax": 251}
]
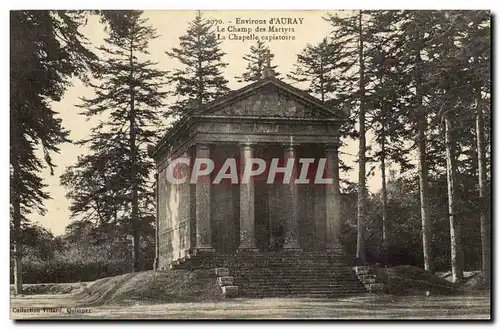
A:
[{"xmin": 150, "ymin": 67, "xmax": 346, "ymax": 270}]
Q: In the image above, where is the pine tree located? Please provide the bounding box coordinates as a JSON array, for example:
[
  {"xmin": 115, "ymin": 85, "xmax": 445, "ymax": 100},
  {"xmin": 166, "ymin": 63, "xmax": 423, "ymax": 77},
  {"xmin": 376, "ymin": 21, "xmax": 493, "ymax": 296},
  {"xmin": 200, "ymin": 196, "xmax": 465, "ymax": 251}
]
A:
[
  {"xmin": 476, "ymin": 92, "xmax": 489, "ymax": 286},
  {"xmin": 61, "ymin": 10, "xmax": 167, "ymax": 272},
  {"xmin": 61, "ymin": 146, "xmax": 128, "ymax": 224},
  {"xmin": 365, "ymin": 11, "xmax": 417, "ymax": 252},
  {"xmin": 167, "ymin": 11, "xmax": 229, "ymax": 116},
  {"xmin": 382, "ymin": 10, "xmax": 439, "ymax": 273},
  {"xmin": 355, "ymin": 11, "xmax": 369, "ymax": 264},
  {"xmin": 383, "ymin": 10, "xmax": 491, "ymax": 277},
  {"xmin": 236, "ymin": 40, "xmax": 280, "ymax": 83},
  {"xmin": 322, "ymin": 10, "xmax": 490, "ymax": 277},
  {"xmin": 325, "ymin": 10, "xmax": 374, "ymax": 263},
  {"xmin": 288, "ymin": 36, "xmax": 356, "ymax": 175},
  {"xmin": 288, "ymin": 38, "xmax": 340, "ymax": 102},
  {"xmin": 368, "ymin": 49, "xmax": 414, "ymax": 248},
  {"xmin": 450, "ymin": 10, "xmax": 490, "ymax": 287},
  {"xmin": 429, "ymin": 10, "xmax": 490, "ymax": 282},
  {"xmin": 10, "ymin": 10, "xmax": 97, "ymax": 294}
]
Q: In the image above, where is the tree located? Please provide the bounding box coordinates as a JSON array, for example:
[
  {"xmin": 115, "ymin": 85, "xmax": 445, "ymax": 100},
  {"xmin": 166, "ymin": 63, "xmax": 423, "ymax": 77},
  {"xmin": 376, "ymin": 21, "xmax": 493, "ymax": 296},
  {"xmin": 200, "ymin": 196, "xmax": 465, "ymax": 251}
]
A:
[
  {"xmin": 362, "ymin": 11, "xmax": 420, "ymax": 254},
  {"xmin": 367, "ymin": 49, "xmax": 414, "ymax": 248},
  {"xmin": 355, "ymin": 11, "xmax": 369, "ymax": 263},
  {"xmin": 166, "ymin": 11, "xmax": 229, "ymax": 116},
  {"xmin": 61, "ymin": 147, "xmax": 127, "ymax": 224},
  {"xmin": 62, "ymin": 10, "xmax": 167, "ymax": 272},
  {"xmin": 288, "ymin": 36, "xmax": 356, "ymax": 174},
  {"xmin": 388, "ymin": 10, "xmax": 491, "ymax": 278},
  {"xmin": 236, "ymin": 40, "xmax": 280, "ymax": 83},
  {"xmin": 476, "ymin": 94, "xmax": 489, "ymax": 286},
  {"xmin": 429, "ymin": 11, "xmax": 490, "ymax": 282},
  {"xmin": 452, "ymin": 10, "xmax": 491, "ymax": 286},
  {"xmin": 384, "ymin": 10, "xmax": 439, "ymax": 273},
  {"xmin": 324, "ymin": 10, "xmax": 374, "ymax": 262},
  {"xmin": 288, "ymin": 38, "xmax": 340, "ymax": 102},
  {"xmin": 10, "ymin": 10, "xmax": 97, "ymax": 294},
  {"xmin": 17, "ymin": 223, "xmax": 63, "ymax": 262}
]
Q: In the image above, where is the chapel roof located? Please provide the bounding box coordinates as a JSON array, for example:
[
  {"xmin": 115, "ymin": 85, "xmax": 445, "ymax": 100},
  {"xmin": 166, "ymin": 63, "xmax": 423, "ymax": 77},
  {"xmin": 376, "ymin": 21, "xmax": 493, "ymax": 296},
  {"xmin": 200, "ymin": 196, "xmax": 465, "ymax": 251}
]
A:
[{"xmin": 150, "ymin": 70, "xmax": 346, "ymax": 159}]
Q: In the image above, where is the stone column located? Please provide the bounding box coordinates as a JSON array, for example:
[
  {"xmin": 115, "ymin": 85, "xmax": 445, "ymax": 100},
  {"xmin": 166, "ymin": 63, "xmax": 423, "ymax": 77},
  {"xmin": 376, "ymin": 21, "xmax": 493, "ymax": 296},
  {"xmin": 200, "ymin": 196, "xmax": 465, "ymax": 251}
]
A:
[
  {"xmin": 238, "ymin": 143, "xmax": 258, "ymax": 250},
  {"xmin": 195, "ymin": 143, "xmax": 214, "ymax": 252},
  {"xmin": 325, "ymin": 143, "xmax": 341, "ymax": 247},
  {"xmin": 283, "ymin": 144, "xmax": 301, "ymax": 250}
]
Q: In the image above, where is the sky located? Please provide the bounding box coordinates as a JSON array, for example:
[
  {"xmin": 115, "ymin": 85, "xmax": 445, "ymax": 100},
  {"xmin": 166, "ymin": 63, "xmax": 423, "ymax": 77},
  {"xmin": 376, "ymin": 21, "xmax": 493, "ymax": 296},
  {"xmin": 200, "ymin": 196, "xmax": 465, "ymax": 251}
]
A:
[{"xmin": 31, "ymin": 10, "xmax": 384, "ymax": 236}]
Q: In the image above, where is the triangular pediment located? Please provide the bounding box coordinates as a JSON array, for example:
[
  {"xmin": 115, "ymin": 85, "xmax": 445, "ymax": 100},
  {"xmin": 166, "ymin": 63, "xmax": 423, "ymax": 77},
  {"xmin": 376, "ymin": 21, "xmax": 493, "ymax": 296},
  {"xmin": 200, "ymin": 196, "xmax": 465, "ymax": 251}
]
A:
[{"xmin": 198, "ymin": 78, "xmax": 345, "ymax": 120}]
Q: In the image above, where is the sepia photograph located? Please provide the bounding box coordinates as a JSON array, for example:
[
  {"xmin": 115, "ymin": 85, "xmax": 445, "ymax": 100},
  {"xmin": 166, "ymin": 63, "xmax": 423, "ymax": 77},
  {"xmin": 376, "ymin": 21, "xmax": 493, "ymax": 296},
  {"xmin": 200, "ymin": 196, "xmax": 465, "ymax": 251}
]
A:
[{"xmin": 9, "ymin": 7, "xmax": 491, "ymax": 320}]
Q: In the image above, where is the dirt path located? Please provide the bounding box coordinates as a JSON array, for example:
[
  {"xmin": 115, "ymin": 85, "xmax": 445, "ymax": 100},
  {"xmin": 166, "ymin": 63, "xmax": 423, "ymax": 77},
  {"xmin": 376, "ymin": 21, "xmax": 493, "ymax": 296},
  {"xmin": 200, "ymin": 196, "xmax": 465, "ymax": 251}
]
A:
[{"xmin": 11, "ymin": 292, "xmax": 490, "ymax": 320}]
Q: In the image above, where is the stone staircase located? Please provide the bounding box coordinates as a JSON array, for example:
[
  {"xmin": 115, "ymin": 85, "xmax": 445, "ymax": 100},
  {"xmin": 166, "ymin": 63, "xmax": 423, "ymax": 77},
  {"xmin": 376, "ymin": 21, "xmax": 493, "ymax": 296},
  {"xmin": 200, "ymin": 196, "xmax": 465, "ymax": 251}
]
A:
[
  {"xmin": 353, "ymin": 266, "xmax": 386, "ymax": 293},
  {"xmin": 173, "ymin": 246, "xmax": 367, "ymax": 298}
]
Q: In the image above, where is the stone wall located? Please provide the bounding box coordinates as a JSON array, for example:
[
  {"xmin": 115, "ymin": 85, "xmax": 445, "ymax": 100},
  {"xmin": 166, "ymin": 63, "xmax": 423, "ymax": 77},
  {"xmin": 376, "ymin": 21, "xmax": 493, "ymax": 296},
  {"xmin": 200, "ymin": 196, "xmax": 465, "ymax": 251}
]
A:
[{"xmin": 157, "ymin": 152, "xmax": 192, "ymax": 269}]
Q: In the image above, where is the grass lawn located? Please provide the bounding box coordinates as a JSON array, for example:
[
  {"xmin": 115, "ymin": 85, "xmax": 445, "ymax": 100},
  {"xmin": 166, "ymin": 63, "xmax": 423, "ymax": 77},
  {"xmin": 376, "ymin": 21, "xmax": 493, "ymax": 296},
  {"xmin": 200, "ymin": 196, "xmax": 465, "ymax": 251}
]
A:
[{"xmin": 10, "ymin": 291, "xmax": 490, "ymax": 320}]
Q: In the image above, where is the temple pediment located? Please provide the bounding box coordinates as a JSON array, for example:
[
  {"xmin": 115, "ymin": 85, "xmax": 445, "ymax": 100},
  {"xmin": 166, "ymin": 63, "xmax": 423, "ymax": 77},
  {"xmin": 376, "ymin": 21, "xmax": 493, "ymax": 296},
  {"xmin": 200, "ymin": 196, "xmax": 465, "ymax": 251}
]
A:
[
  {"xmin": 198, "ymin": 77, "xmax": 344, "ymax": 120},
  {"xmin": 151, "ymin": 77, "xmax": 345, "ymax": 160}
]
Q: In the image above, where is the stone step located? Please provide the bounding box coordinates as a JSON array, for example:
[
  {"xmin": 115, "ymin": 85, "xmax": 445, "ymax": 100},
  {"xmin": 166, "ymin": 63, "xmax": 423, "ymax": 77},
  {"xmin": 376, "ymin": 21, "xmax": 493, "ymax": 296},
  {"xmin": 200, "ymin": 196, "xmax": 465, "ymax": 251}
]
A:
[
  {"xmin": 237, "ymin": 278, "xmax": 364, "ymax": 284},
  {"xmin": 239, "ymin": 284, "xmax": 367, "ymax": 290},
  {"xmin": 238, "ymin": 285, "xmax": 365, "ymax": 291},
  {"xmin": 214, "ymin": 267, "xmax": 229, "ymax": 277},
  {"xmin": 194, "ymin": 256, "xmax": 349, "ymax": 261},
  {"xmin": 240, "ymin": 292, "xmax": 367, "ymax": 298},
  {"xmin": 238, "ymin": 289, "xmax": 367, "ymax": 297},
  {"xmin": 221, "ymin": 256, "xmax": 347, "ymax": 261},
  {"xmin": 237, "ymin": 281, "xmax": 365, "ymax": 286},
  {"xmin": 221, "ymin": 285, "xmax": 239, "ymax": 298},
  {"xmin": 215, "ymin": 260, "xmax": 349, "ymax": 266},
  {"xmin": 227, "ymin": 255, "xmax": 348, "ymax": 259},
  {"xmin": 176, "ymin": 249, "xmax": 367, "ymax": 298},
  {"xmin": 238, "ymin": 285, "xmax": 365, "ymax": 290},
  {"xmin": 233, "ymin": 272, "xmax": 357, "ymax": 278},
  {"xmin": 234, "ymin": 276, "xmax": 361, "ymax": 282},
  {"xmin": 186, "ymin": 262, "xmax": 351, "ymax": 269},
  {"xmin": 236, "ymin": 256, "xmax": 349, "ymax": 258},
  {"xmin": 218, "ymin": 262, "xmax": 349, "ymax": 266},
  {"xmin": 233, "ymin": 269, "xmax": 354, "ymax": 274},
  {"xmin": 239, "ymin": 290, "xmax": 366, "ymax": 295},
  {"xmin": 217, "ymin": 276, "xmax": 234, "ymax": 286},
  {"xmin": 234, "ymin": 277, "xmax": 359, "ymax": 281},
  {"xmin": 214, "ymin": 253, "xmax": 346, "ymax": 259},
  {"xmin": 228, "ymin": 262, "xmax": 349, "ymax": 267},
  {"xmin": 238, "ymin": 277, "xmax": 362, "ymax": 285},
  {"xmin": 365, "ymin": 283, "xmax": 385, "ymax": 293},
  {"xmin": 236, "ymin": 280, "xmax": 363, "ymax": 285},
  {"xmin": 235, "ymin": 279, "xmax": 358, "ymax": 284},
  {"xmin": 233, "ymin": 266, "xmax": 354, "ymax": 271},
  {"xmin": 229, "ymin": 266, "xmax": 349, "ymax": 271}
]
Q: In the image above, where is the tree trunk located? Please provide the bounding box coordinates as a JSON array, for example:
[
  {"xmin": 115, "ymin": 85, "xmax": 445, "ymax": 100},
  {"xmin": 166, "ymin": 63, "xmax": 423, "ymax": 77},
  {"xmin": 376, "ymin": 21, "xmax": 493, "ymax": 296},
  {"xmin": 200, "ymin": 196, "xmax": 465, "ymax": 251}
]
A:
[
  {"xmin": 445, "ymin": 117, "xmax": 463, "ymax": 283},
  {"xmin": 381, "ymin": 137, "xmax": 389, "ymax": 247},
  {"xmin": 356, "ymin": 10, "xmax": 367, "ymax": 263},
  {"xmin": 129, "ymin": 40, "xmax": 140, "ymax": 272},
  {"xmin": 418, "ymin": 115, "xmax": 433, "ymax": 273},
  {"xmin": 415, "ymin": 43, "xmax": 433, "ymax": 273},
  {"xmin": 476, "ymin": 96, "xmax": 489, "ymax": 286},
  {"xmin": 12, "ymin": 170, "xmax": 23, "ymax": 295},
  {"xmin": 380, "ymin": 142, "xmax": 389, "ymax": 266},
  {"xmin": 11, "ymin": 111, "xmax": 23, "ymax": 295}
]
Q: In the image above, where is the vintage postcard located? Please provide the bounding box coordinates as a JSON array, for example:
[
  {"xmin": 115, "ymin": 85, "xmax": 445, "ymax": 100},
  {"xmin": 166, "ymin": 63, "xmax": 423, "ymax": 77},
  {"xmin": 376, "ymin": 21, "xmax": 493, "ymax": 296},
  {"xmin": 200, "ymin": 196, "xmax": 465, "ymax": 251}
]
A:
[{"xmin": 10, "ymin": 9, "xmax": 491, "ymax": 320}]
